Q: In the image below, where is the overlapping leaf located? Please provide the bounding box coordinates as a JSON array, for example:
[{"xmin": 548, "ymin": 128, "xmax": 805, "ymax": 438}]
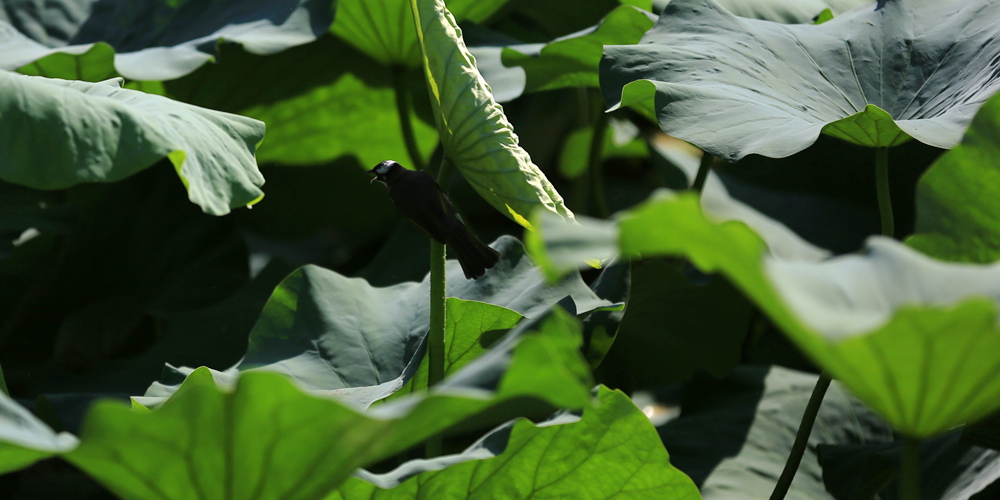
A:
[
  {"xmin": 141, "ymin": 237, "xmax": 615, "ymax": 407},
  {"xmin": 410, "ymin": 0, "xmax": 574, "ymax": 228},
  {"xmin": 330, "ymin": 387, "xmax": 700, "ymax": 499},
  {"xmin": 702, "ymin": 0, "xmax": 869, "ymax": 23},
  {"xmin": 62, "ymin": 310, "xmax": 593, "ymax": 500},
  {"xmin": 908, "ymin": 91, "xmax": 1000, "ymax": 263},
  {"xmin": 0, "ymin": 0, "xmax": 332, "ymax": 81},
  {"xmin": 499, "ymin": 5, "xmax": 655, "ymax": 94},
  {"xmin": 529, "ymin": 102, "xmax": 1000, "ymax": 438},
  {"xmin": 332, "ymin": 0, "xmax": 509, "ymax": 67},
  {"xmin": 602, "ymin": 0, "xmax": 1000, "ymax": 160},
  {"xmin": 0, "ymin": 72, "xmax": 265, "ymax": 215},
  {"xmin": 0, "ymin": 391, "xmax": 78, "ymax": 474},
  {"xmin": 658, "ymin": 366, "xmax": 892, "ymax": 497}
]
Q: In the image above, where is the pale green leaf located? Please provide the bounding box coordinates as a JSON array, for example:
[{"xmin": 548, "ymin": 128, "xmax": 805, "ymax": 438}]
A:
[
  {"xmin": 0, "ymin": 72, "xmax": 265, "ymax": 215},
  {"xmin": 410, "ymin": 0, "xmax": 574, "ymax": 228}
]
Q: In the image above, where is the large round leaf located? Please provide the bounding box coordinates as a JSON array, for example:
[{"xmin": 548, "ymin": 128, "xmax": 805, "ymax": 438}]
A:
[
  {"xmin": 654, "ymin": 0, "xmax": 870, "ymax": 24},
  {"xmin": 141, "ymin": 236, "xmax": 616, "ymax": 407},
  {"xmin": 602, "ymin": 0, "xmax": 1000, "ymax": 160},
  {"xmin": 0, "ymin": 0, "xmax": 332, "ymax": 81},
  {"xmin": 61, "ymin": 310, "xmax": 594, "ymax": 500},
  {"xmin": 0, "ymin": 72, "xmax": 265, "ymax": 215},
  {"xmin": 332, "ymin": 387, "xmax": 700, "ymax": 499},
  {"xmin": 531, "ymin": 186, "xmax": 1000, "ymax": 437}
]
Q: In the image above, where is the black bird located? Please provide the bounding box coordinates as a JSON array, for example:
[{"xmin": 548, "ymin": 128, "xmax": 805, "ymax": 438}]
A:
[{"xmin": 369, "ymin": 160, "xmax": 500, "ymax": 279}]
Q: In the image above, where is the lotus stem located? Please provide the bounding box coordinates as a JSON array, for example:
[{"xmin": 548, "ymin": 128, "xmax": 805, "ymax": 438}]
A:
[
  {"xmin": 391, "ymin": 65, "xmax": 425, "ymax": 172},
  {"xmin": 693, "ymin": 151, "xmax": 713, "ymax": 193},
  {"xmin": 424, "ymin": 157, "xmax": 453, "ymax": 458},
  {"xmin": 876, "ymin": 147, "xmax": 893, "ymax": 237},
  {"xmin": 900, "ymin": 436, "xmax": 921, "ymax": 500},
  {"xmin": 427, "ymin": 156, "xmax": 453, "ymax": 393},
  {"xmin": 588, "ymin": 109, "xmax": 610, "ymax": 218},
  {"xmin": 770, "ymin": 373, "xmax": 832, "ymax": 500}
]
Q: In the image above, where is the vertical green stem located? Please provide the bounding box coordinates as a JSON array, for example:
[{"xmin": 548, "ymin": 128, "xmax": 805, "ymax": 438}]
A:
[
  {"xmin": 0, "ymin": 360, "xmax": 8, "ymax": 396},
  {"xmin": 391, "ymin": 65, "xmax": 425, "ymax": 172},
  {"xmin": 428, "ymin": 239, "xmax": 447, "ymax": 390},
  {"xmin": 770, "ymin": 373, "xmax": 832, "ymax": 500},
  {"xmin": 899, "ymin": 437, "xmax": 921, "ymax": 500},
  {"xmin": 692, "ymin": 151, "xmax": 713, "ymax": 193},
  {"xmin": 428, "ymin": 157, "xmax": 453, "ymax": 390},
  {"xmin": 425, "ymin": 157, "xmax": 452, "ymax": 458},
  {"xmin": 587, "ymin": 110, "xmax": 610, "ymax": 218},
  {"xmin": 875, "ymin": 147, "xmax": 894, "ymax": 237}
]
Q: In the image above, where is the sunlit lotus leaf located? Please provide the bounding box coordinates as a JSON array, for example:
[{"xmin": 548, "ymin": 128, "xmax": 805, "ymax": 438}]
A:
[
  {"xmin": 532, "ymin": 188, "xmax": 1000, "ymax": 437},
  {"xmin": 330, "ymin": 387, "xmax": 700, "ymax": 499},
  {"xmin": 410, "ymin": 0, "xmax": 574, "ymax": 228},
  {"xmin": 0, "ymin": 0, "xmax": 332, "ymax": 81},
  {"xmin": 602, "ymin": 0, "xmax": 1000, "ymax": 160},
  {"xmin": 0, "ymin": 72, "xmax": 265, "ymax": 215}
]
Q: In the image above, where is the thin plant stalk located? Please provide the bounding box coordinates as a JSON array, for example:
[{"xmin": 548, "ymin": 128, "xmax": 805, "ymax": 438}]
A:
[
  {"xmin": 899, "ymin": 436, "xmax": 921, "ymax": 500},
  {"xmin": 428, "ymin": 157, "xmax": 454, "ymax": 390},
  {"xmin": 769, "ymin": 373, "xmax": 832, "ymax": 500},
  {"xmin": 587, "ymin": 110, "xmax": 610, "ymax": 218},
  {"xmin": 772, "ymin": 146, "xmax": 896, "ymax": 500},
  {"xmin": 692, "ymin": 152, "xmax": 713, "ymax": 193},
  {"xmin": 0, "ymin": 361, "xmax": 7, "ymax": 396},
  {"xmin": 876, "ymin": 147, "xmax": 893, "ymax": 237},
  {"xmin": 424, "ymin": 157, "xmax": 453, "ymax": 458},
  {"xmin": 391, "ymin": 65, "xmax": 425, "ymax": 172}
]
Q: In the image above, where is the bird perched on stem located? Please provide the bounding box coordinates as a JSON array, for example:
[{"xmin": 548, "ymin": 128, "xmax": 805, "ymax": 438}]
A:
[{"xmin": 369, "ymin": 160, "xmax": 500, "ymax": 279}]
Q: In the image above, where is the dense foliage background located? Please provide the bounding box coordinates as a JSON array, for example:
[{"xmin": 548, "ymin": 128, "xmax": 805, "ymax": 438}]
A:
[{"xmin": 2, "ymin": 0, "xmax": 1000, "ymax": 498}]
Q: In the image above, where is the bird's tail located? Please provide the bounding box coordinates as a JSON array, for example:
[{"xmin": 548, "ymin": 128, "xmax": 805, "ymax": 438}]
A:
[{"xmin": 447, "ymin": 227, "xmax": 500, "ymax": 279}]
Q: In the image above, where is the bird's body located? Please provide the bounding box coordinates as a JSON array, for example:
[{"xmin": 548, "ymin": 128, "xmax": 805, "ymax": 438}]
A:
[{"xmin": 369, "ymin": 160, "xmax": 500, "ymax": 279}]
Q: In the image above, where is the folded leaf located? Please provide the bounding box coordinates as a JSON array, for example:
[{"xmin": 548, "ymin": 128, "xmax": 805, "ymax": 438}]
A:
[
  {"xmin": 0, "ymin": 72, "xmax": 265, "ymax": 215},
  {"xmin": 0, "ymin": 391, "xmax": 78, "ymax": 475},
  {"xmin": 1, "ymin": 0, "xmax": 332, "ymax": 80},
  {"xmin": 409, "ymin": 0, "xmax": 574, "ymax": 228}
]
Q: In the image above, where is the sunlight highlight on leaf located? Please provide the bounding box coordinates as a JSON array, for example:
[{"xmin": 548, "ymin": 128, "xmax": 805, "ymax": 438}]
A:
[{"xmin": 409, "ymin": 0, "xmax": 574, "ymax": 228}]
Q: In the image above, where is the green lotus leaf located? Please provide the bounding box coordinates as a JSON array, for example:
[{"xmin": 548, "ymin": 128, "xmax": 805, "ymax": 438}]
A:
[
  {"xmin": 0, "ymin": 72, "xmax": 265, "ymax": 215},
  {"xmin": 140, "ymin": 237, "xmax": 615, "ymax": 407},
  {"xmin": 821, "ymin": 104, "xmax": 912, "ymax": 148},
  {"xmin": 0, "ymin": 391, "xmax": 78, "ymax": 474},
  {"xmin": 908, "ymin": 91, "xmax": 1000, "ymax": 263},
  {"xmin": 330, "ymin": 387, "xmax": 699, "ymax": 499},
  {"xmin": 410, "ymin": 0, "xmax": 574, "ymax": 228},
  {"xmin": 63, "ymin": 309, "xmax": 593, "ymax": 500},
  {"xmin": 528, "ymin": 172, "xmax": 825, "ymax": 386},
  {"xmin": 690, "ymin": 0, "xmax": 869, "ymax": 23},
  {"xmin": 160, "ymin": 38, "xmax": 439, "ymax": 170},
  {"xmin": 499, "ymin": 5, "xmax": 655, "ymax": 94},
  {"xmin": 659, "ymin": 366, "xmax": 892, "ymax": 497},
  {"xmin": 0, "ymin": 0, "xmax": 332, "ymax": 81},
  {"xmin": 392, "ymin": 298, "xmax": 523, "ymax": 398},
  {"xmin": 602, "ymin": 0, "xmax": 1000, "ymax": 160},
  {"xmin": 532, "ymin": 189, "xmax": 1000, "ymax": 437},
  {"xmin": 331, "ymin": 0, "xmax": 509, "ymax": 67}
]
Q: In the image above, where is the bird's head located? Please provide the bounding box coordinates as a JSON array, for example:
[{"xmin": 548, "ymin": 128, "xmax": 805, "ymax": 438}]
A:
[{"xmin": 368, "ymin": 160, "xmax": 404, "ymax": 185}]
